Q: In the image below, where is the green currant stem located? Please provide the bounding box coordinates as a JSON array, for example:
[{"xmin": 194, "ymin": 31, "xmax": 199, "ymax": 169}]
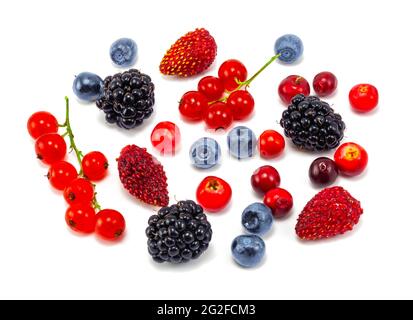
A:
[
  {"xmin": 208, "ymin": 54, "xmax": 281, "ymax": 105},
  {"xmin": 92, "ymin": 192, "xmax": 102, "ymax": 211},
  {"xmin": 237, "ymin": 53, "xmax": 281, "ymax": 89},
  {"xmin": 63, "ymin": 97, "xmax": 83, "ymax": 174},
  {"xmin": 62, "ymin": 96, "xmax": 102, "ymax": 211}
]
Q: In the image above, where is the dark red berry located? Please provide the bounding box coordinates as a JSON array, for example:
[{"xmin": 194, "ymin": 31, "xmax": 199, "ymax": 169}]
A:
[
  {"xmin": 309, "ymin": 157, "xmax": 338, "ymax": 186},
  {"xmin": 251, "ymin": 166, "xmax": 281, "ymax": 194}
]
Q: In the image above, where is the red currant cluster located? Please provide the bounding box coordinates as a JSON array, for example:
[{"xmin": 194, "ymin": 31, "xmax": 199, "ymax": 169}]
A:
[
  {"xmin": 179, "ymin": 56, "xmax": 281, "ymax": 130},
  {"xmin": 27, "ymin": 97, "xmax": 125, "ymax": 241}
]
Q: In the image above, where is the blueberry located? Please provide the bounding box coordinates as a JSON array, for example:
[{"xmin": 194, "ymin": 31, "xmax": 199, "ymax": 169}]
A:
[
  {"xmin": 72, "ymin": 72, "xmax": 103, "ymax": 102},
  {"xmin": 110, "ymin": 38, "xmax": 137, "ymax": 67},
  {"xmin": 227, "ymin": 126, "xmax": 257, "ymax": 160},
  {"xmin": 274, "ymin": 34, "xmax": 303, "ymax": 64},
  {"xmin": 231, "ymin": 235, "xmax": 265, "ymax": 268},
  {"xmin": 190, "ymin": 137, "xmax": 221, "ymax": 169},
  {"xmin": 241, "ymin": 203, "xmax": 273, "ymax": 236}
]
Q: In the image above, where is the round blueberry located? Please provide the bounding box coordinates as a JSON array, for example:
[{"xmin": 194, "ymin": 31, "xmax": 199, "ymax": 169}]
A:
[
  {"xmin": 274, "ymin": 34, "xmax": 303, "ymax": 64},
  {"xmin": 242, "ymin": 203, "xmax": 273, "ymax": 235},
  {"xmin": 227, "ymin": 126, "xmax": 257, "ymax": 160},
  {"xmin": 231, "ymin": 235, "xmax": 265, "ymax": 268},
  {"xmin": 110, "ymin": 38, "xmax": 137, "ymax": 67},
  {"xmin": 190, "ymin": 137, "xmax": 221, "ymax": 169},
  {"xmin": 72, "ymin": 72, "xmax": 104, "ymax": 102}
]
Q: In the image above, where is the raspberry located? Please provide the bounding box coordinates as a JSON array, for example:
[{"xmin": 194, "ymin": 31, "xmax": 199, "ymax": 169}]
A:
[
  {"xmin": 295, "ymin": 186, "xmax": 363, "ymax": 240},
  {"xmin": 117, "ymin": 145, "xmax": 169, "ymax": 207}
]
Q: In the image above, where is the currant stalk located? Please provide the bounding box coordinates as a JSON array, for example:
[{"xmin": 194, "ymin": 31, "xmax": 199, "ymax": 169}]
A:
[
  {"xmin": 236, "ymin": 53, "xmax": 282, "ymax": 89},
  {"xmin": 60, "ymin": 96, "xmax": 102, "ymax": 211},
  {"xmin": 211, "ymin": 54, "xmax": 282, "ymax": 104}
]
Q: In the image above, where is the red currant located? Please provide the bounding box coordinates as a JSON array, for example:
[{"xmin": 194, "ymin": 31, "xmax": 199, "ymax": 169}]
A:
[
  {"xmin": 313, "ymin": 72, "xmax": 338, "ymax": 97},
  {"xmin": 65, "ymin": 205, "xmax": 96, "ymax": 234},
  {"xmin": 227, "ymin": 90, "xmax": 255, "ymax": 120},
  {"xmin": 198, "ymin": 76, "xmax": 224, "ymax": 101},
  {"xmin": 258, "ymin": 130, "xmax": 285, "ymax": 158},
  {"xmin": 35, "ymin": 133, "xmax": 67, "ymax": 165},
  {"xmin": 179, "ymin": 91, "xmax": 209, "ymax": 121},
  {"xmin": 64, "ymin": 178, "xmax": 94, "ymax": 205},
  {"xmin": 349, "ymin": 84, "xmax": 379, "ymax": 113},
  {"xmin": 151, "ymin": 121, "xmax": 181, "ymax": 155},
  {"xmin": 95, "ymin": 209, "xmax": 126, "ymax": 240},
  {"xmin": 264, "ymin": 188, "xmax": 293, "ymax": 218},
  {"xmin": 81, "ymin": 151, "xmax": 108, "ymax": 181},
  {"xmin": 48, "ymin": 161, "xmax": 78, "ymax": 191},
  {"xmin": 27, "ymin": 111, "xmax": 58, "ymax": 139},
  {"xmin": 218, "ymin": 59, "xmax": 248, "ymax": 91},
  {"xmin": 251, "ymin": 166, "xmax": 281, "ymax": 194},
  {"xmin": 204, "ymin": 102, "xmax": 233, "ymax": 130}
]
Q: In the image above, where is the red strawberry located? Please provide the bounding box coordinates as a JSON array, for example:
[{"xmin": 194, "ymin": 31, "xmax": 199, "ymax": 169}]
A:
[
  {"xmin": 160, "ymin": 28, "xmax": 217, "ymax": 77},
  {"xmin": 295, "ymin": 186, "xmax": 363, "ymax": 240},
  {"xmin": 117, "ymin": 145, "xmax": 169, "ymax": 207}
]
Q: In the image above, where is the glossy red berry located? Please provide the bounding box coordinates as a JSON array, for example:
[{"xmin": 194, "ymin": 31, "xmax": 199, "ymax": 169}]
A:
[
  {"xmin": 218, "ymin": 59, "xmax": 248, "ymax": 91},
  {"xmin": 349, "ymin": 84, "xmax": 379, "ymax": 113},
  {"xmin": 313, "ymin": 72, "xmax": 338, "ymax": 97},
  {"xmin": 196, "ymin": 176, "xmax": 232, "ymax": 213},
  {"xmin": 179, "ymin": 91, "xmax": 209, "ymax": 121},
  {"xmin": 204, "ymin": 102, "xmax": 233, "ymax": 130},
  {"xmin": 334, "ymin": 142, "xmax": 368, "ymax": 176},
  {"xmin": 95, "ymin": 209, "xmax": 126, "ymax": 240},
  {"xmin": 227, "ymin": 90, "xmax": 255, "ymax": 120},
  {"xmin": 82, "ymin": 151, "xmax": 108, "ymax": 181},
  {"xmin": 258, "ymin": 130, "xmax": 285, "ymax": 158},
  {"xmin": 65, "ymin": 205, "xmax": 96, "ymax": 234},
  {"xmin": 48, "ymin": 161, "xmax": 78, "ymax": 190},
  {"xmin": 64, "ymin": 178, "xmax": 94, "ymax": 206},
  {"xmin": 35, "ymin": 133, "xmax": 67, "ymax": 165},
  {"xmin": 27, "ymin": 111, "xmax": 59, "ymax": 139},
  {"xmin": 264, "ymin": 188, "xmax": 293, "ymax": 218},
  {"xmin": 251, "ymin": 166, "xmax": 281, "ymax": 194},
  {"xmin": 309, "ymin": 157, "xmax": 338, "ymax": 186},
  {"xmin": 198, "ymin": 76, "xmax": 224, "ymax": 101},
  {"xmin": 278, "ymin": 75, "xmax": 310, "ymax": 105},
  {"xmin": 151, "ymin": 121, "xmax": 181, "ymax": 155}
]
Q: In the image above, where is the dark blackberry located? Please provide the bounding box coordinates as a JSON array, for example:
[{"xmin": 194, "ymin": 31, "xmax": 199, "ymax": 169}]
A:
[
  {"xmin": 96, "ymin": 69, "xmax": 155, "ymax": 129},
  {"xmin": 146, "ymin": 200, "xmax": 212, "ymax": 264},
  {"xmin": 280, "ymin": 95, "xmax": 345, "ymax": 151}
]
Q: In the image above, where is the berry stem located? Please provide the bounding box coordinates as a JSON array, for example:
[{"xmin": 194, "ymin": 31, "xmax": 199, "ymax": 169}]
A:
[
  {"xmin": 238, "ymin": 53, "xmax": 281, "ymax": 88},
  {"xmin": 63, "ymin": 97, "xmax": 83, "ymax": 174},
  {"xmin": 62, "ymin": 96, "xmax": 102, "ymax": 211},
  {"xmin": 92, "ymin": 192, "xmax": 102, "ymax": 211},
  {"xmin": 209, "ymin": 54, "xmax": 281, "ymax": 104}
]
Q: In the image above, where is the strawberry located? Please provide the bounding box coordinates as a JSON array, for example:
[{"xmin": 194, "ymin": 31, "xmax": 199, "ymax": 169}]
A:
[
  {"xmin": 117, "ymin": 145, "xmax": 169, "ymax": 207},
  {"xmin": 160, "ymin": 28, "xmax": 217, "ymax": 77},
  {"xmin": 295, "ymin": 186, "xmax": 363, "ymax": 240}
]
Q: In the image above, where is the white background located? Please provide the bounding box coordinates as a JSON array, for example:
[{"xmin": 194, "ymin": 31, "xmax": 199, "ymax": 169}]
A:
[{"xmin": 1, "ymin": 0, "xmax": 412, "ymax": 300}]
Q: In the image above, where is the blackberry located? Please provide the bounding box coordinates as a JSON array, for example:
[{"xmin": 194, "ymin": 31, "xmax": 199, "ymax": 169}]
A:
[
  {"xmin": 146, "ymin": 200, "xmax": 212, "ymax": 264},
  {"xmin": 280, "ymin": 94, "xmax": 345, "ymax": 151},
  {"xmin": 96, "ymin": 69, "xmax": 154, "ymax": 129}
]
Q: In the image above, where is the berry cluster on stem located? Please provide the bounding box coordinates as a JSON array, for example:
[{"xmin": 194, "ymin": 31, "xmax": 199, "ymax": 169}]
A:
[
  {"xmin": 60, "ymin": 96, "xmax": 101, "ymax": 211},
  {"xmin": 212, "ymin": 54, "xmax": 281, "ymax": 104}
]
